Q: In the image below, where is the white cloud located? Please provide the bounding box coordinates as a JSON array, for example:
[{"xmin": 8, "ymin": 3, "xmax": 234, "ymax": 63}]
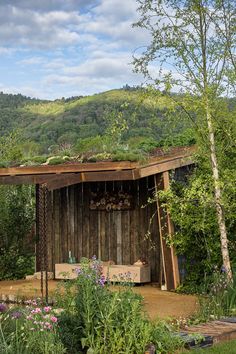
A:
[
  {"xmin": 1, "ymin": 1, "xmax": 96, "ymax": 12},
  {"xmin": 42, "ymin": 54, "xmax": 143, "ymax": 96},
  {"xmin": 19, "ymin": 57, "xmax": 45, "ymax": 65},
  {"xmin": 0, "ymin": 5, "xmax": 81, "ymax": 49},
  {"xmin": 0, "ymin": 47, "xmax": 14, "ymax": 55},
  {"xmin": 0, "ymin": 0, "xmax": 147, "ymax": 98}
]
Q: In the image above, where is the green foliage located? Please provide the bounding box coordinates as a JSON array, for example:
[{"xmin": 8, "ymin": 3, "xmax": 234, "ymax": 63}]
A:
[
  {"xmin": 185, "ymin": 339, "xmax": 236, "ymax": 354},
  {"xmin": 24, "ymin": 155, "xmax": 48, "ymax": 165},
  {"xmin": 0, "ymin": 90, "xmax": 195, "ymax": 156},
  {"xmin": 0, "ymin": 131, "xmax": 23, "ymax": 163},
  {"xmin": 57, "ymin": 257, "xmax": 184, "ymax": 354},
  {"xmin": 75, "ymin": 135, "xmax": 108, "ymax": 154},
  {"xmin": 133, "ymin": 0, "xmax": 236, "ymax": 276},
  {"xmin": 47, "ymin": 157, "xmax": 65, "ymax": 165},
  {"xmin": 194, "ymin": 271, "xmax": 236, "ymax": 324},
  {"xmin": 127, "ymin": 136, "xmax": 157, "ymax": 151},
  {"xmin": 57, "ymin": 313, "xmax": 81, "ymax": 354},
  {"xmin": 111, "ymin": 150, "xmax": 145, "ymax": 162},
  {"xmin": 0, "ymin": 133, "xmax": 35, "ymax": 280},
  {"xmin": 0, "ymin": 248, "xmax": 34, "ymax": 280},
  {"xmin": 104, "ymin": 103, "xmax": 130, "ymax": 147},
  {"xmin": 156, "ymin": 164, "xmax": 219, "ymax": 289}
]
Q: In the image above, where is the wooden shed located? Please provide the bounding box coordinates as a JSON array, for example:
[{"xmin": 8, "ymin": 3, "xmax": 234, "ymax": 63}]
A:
[{"xmin": 0, "ymin": 146, "xmax": 195, "ymax": 290}]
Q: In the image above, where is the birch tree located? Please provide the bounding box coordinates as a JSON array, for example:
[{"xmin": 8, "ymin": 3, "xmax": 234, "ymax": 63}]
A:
[{"xmin": 133, "ymin": 0, "xmax": 236, "ymax": 279}]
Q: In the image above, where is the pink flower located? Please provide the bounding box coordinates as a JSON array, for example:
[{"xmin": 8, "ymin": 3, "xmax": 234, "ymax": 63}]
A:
[
  {"xmin": 44, "ymin": 306, "xmax": 51, "ymax": 313},
  {"xmin": 31, "ymin": 307, "xmax": 41, "ymax": 314},
  {"xmin": 50, "ymin": 316, "xmax": 58, "ymax": 323}
]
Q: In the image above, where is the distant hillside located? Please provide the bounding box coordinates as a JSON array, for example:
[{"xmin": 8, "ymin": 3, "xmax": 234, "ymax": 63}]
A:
[{"xmin": 0, "ymin": 88, "xmax": 195, "ymax": 160}]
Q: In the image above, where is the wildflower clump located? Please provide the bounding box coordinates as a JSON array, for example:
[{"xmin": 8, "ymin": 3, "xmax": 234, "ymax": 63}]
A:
[
  {"xmin": 0, "ymin": 300, "xmax": 65, "ymax": 354},
  {"xmin": 25, "ymin": 303, "xmax": 58, "ymax": 332},
  {"xmin": 75, "ymin": 255, "xmax": 106, "ymax": 286}
]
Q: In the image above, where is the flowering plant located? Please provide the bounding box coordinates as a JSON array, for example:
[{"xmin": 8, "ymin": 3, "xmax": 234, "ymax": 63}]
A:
[
  {"xmin": 75, "ymin": 255, "xmax": 106, "ymax": 287},
  {"xmin": 0, "ymin": 300, "xmax": 65, "ymax": 354},
  {"xmin": 25, "ymin": 304, "xmax": 58, "ymax": 333}
]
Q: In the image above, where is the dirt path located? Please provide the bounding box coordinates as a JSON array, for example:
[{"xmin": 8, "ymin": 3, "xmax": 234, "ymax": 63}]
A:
[{"xmin": 0, "ymin": 280, "xmax": 198, "ymax": 320}]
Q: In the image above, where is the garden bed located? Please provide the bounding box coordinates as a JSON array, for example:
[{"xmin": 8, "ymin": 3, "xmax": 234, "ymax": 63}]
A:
[{"xmin": 0, "ymin": 279, "xmax": 198, "ymax": 320}]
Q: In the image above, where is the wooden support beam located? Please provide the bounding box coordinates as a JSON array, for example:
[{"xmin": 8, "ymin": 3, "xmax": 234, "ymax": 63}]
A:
[
  {"xmin": 81, "ymin": 170, "xmax": 139, "ymax": 182},
  {"xmin": 154, "ymin": 172, "xmax": 180, "ymax": 291},
  {"xmin": 46, "ymin": 174, "xmax": 82, "ymax": 190},
  {"xmin": 46, "ymin": 170, "xmax": 139, "ymax": 190},
  {"xmin": 139, "ymin": 156, "xmax": 194, "ymax": 178},
  {"xmin": 0, "ymin": 170, "xmax": 140, "ymax": 187},
  {"xmin": 162, "ymin": 171, "xmax": 180, "ymax": 289},
  {"xmin": 0, "ymin": 174, "xmax": 57, "ymax": 185}
]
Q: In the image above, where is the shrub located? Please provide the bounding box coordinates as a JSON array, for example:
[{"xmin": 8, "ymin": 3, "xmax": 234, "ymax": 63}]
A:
[
  {"xmin": 47, "ymin": 157, "xmax": 65, "ymax": 165},
  {"xmin": 196, "ymin": 270, "xmax": 236, "ymax": 322},
  {"xmin": 111, "ymin": 151, "xmax": 144, "ymax": 162},
  {"xmin": 0, "ymin": 247, "xmax": 35, "ymax": 280}
]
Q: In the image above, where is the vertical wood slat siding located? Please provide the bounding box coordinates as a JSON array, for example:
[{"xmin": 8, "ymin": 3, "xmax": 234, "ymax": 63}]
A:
[
  {"xmin": 54, "ymin": 189, "xmax": 60, "ymax": 265},
  {"xmin": 47, "ymin": 191, "xmax": 53, "ymax": 273},
  {"xmin": 45, "ymin": 177, "xmax": 160, "ymax": 281}
]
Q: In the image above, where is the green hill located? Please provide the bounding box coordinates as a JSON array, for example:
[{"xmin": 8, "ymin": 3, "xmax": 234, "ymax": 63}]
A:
[{"xmin": 0, "ymin": 88, "xmax": 195, "ymax": 163}]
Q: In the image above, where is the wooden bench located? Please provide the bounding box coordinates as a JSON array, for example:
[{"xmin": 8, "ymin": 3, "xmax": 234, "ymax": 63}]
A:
[{"xmin": 55, "ymin": 263, "xmax": 151, "ymax": 283}]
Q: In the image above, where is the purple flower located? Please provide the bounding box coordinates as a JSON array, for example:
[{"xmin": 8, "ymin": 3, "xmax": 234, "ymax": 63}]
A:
[
  {"xmin": 221, "ymin": 265, "xmax": 227, "ymax": 273},
  {"xmin": 75, "ymin": 267, "xmax": 82, "ymax": 275},
  {"xmin": 0, "ymin": 303, "xmax": 7, "ymax": 313},
  {"xmin": 92, "ymin": 255, "xmax": 97, "ymax": 261},
  {"xmin": 98, "ymin": 275, "xmax": 106, "ymax": 287},
  {"xmin": 11, "ymin": 311, "xmax": 22, "ymax": 319}
]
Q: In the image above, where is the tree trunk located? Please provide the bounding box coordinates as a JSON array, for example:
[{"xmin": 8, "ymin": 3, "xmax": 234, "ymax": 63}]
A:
[{"xmin": 205, "ymin": 102, "xmax": 232, "ymax": 280}]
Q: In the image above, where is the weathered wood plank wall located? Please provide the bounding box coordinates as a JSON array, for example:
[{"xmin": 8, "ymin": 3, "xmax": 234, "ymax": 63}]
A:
[{"xmin": 40, "ymin": 176, "xmax": 160, "ymax": 282}]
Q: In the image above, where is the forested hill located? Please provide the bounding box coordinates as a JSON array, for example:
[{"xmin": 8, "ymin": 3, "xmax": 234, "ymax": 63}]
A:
[{"xmin": 0, "ymin": 88, "xmax": 194, "ymax": 160}]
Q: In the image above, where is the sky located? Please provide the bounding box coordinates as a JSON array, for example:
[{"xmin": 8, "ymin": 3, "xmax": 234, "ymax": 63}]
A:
[{"xmin": 0, "ymin": 0, "xmax": 149, "ymax": 100}]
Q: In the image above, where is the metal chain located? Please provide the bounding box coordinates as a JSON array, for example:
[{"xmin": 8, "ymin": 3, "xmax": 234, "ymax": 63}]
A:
[
  {"xmin": 38, "ymin": 185, "xmax": 44, "ymax": 301},
  {"xmin": 38, "ymin": 184, "xmax": 49, "ymax": 304},
  {"xmin": 43, "ymin": 185, "xmax": 49, "ymax": 304}
]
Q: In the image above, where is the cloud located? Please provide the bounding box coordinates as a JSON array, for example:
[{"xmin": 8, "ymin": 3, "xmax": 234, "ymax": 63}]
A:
[
  {"xmin": 0, "ymin": 0, "xmax": 147, "ymax": 99},
  {"xmin": 18, "ymin": 57, "xmax": 45, "ymax": 65},
  {"xmin": 1, "ymin": 1, "xmax": 97, "ymax": 12},
  {"xmin": 0, "ymin": 5, "xmax": 81, "ymax": 49},
  {"xmin": 0, "ymin": 0, "xmax": 144, "ymax": 51},
  {"xmin": 62, "ymin": 56, "xmax": 133, "ymax": 78},
  {"xmin": 0, "ymin": 47, "xmax": 14, "ymax": 55},
  {"xmin": 42, "ymin": 54, "xmax": 143, "ymax": 97}
]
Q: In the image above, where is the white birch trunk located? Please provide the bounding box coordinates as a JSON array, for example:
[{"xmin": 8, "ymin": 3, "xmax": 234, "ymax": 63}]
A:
[{"xmin": 206, "ymin": 103, "xmax": 232, "ymax": 280}]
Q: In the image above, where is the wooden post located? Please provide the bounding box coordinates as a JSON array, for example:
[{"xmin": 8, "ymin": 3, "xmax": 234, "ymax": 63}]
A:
[{"xmin": 154, "ymin": 172, "xmax": 180, "ymax": 290}]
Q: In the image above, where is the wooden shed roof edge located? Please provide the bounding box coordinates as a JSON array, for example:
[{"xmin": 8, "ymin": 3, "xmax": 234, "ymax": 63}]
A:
[
  {"xmin": 0, "ymin": 146, "xmax": 196, "ymax": 178},
  {"xmin": 0, "ymin": 146, "xmax": 196, "ymax": 188}
]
